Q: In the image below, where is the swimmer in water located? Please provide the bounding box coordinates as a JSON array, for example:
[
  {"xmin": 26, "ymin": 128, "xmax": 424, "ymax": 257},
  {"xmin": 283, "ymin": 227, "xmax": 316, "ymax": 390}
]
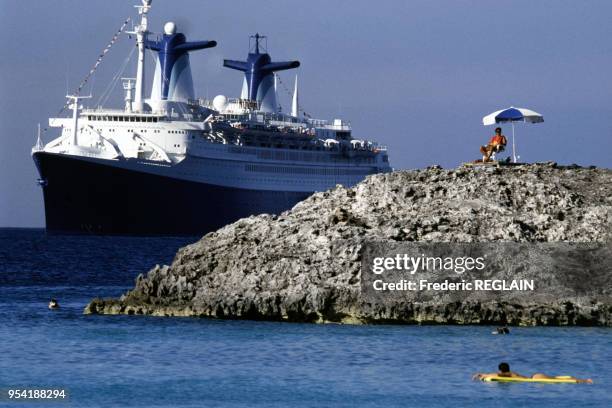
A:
[
  {"xmin": 473, "ymin": 362, "xmax": 593, "ymax": 383},
  {"xmin": 492, "ymin": 326, "xmax": 510, "ymax": 334},
  {"xmin": 48, "ymin": 298, "xmax": 59, "ymax": 309}
]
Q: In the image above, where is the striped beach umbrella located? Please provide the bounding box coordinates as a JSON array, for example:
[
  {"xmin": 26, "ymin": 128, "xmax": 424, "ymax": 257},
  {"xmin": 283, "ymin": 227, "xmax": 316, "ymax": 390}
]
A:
[{"xmin": 483, "ymin": 107, "xmax": 544, "ymax": 163}]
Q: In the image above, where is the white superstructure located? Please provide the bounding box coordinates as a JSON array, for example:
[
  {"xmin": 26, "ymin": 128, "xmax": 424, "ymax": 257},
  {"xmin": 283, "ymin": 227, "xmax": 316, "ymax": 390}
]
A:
[{"xmin": 31, "ymin": 0, "xmax": 391, "ymax": 235}]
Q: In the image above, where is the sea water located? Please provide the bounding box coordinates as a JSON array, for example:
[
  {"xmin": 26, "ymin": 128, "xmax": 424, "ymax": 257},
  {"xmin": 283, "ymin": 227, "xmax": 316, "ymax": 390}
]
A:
[{"xmin": 0, "ymin": 229, "xmax": 609, "ymax": 407}]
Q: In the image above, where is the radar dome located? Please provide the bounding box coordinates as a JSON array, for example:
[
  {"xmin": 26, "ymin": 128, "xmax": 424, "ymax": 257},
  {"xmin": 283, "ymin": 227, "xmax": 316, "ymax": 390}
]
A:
[
  {"xmin": 164, "ymin": 22, "xmax": 177, "ymax": 35},
  {"xmin": 212, "ymin": 95, "xmax": 228, "ymax": 112}
]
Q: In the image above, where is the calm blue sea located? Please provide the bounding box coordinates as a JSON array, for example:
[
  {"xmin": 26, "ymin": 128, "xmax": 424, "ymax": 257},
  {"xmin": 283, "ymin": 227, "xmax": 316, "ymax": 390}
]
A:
[{"xmin": 0, "ymin": 228, "xmax": 609, "ymax": 408}]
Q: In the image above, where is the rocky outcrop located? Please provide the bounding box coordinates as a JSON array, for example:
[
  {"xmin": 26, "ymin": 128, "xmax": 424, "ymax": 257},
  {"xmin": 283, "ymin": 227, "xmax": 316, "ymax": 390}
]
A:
[{"xmin": 86, "ymin": 163, "xmax": 612, "ymax": 325}]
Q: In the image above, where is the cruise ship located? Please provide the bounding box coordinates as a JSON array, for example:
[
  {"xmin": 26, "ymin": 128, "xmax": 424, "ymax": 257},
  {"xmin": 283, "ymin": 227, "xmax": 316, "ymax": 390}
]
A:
[{"xmin": 32, "ymin": 0, "xmax": 392, "ymax": 235}]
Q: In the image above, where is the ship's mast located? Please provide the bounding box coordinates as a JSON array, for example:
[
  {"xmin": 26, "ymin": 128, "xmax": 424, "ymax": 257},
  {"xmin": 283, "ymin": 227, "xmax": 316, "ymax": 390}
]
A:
[
  {"xmin": 253, "ymin": 33, "xmax": 264, "ymax": 54},
  {"xmin": 291, "ymin": 75, "xmax": 299, "ymax": 117},
  {"xmin": 122, "ymin": 78, "xmax": 136, "ymax": 112},
  {"xmin": 66, "ymin": 94, "xmax": 91, "ymax": 146},
  {"xmin": 131, "ymin": 0, "xmax": 152, "ymax": 113}
]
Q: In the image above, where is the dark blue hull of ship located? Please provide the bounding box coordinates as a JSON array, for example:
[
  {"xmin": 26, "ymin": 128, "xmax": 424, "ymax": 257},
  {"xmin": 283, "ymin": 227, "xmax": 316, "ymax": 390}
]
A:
[{"xmin": 32, "ymin": 152, "xmax": 312, "ymax": 235}]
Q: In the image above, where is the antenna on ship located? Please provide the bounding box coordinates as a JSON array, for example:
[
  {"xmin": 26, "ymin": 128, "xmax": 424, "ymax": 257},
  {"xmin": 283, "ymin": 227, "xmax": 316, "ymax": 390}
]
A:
[
  {"xmin": 128, "ymin": 0, "xmax": 152, "ymax": 113},
  {"xmin": 251, "ymin": 33, "xmax": 266, "ymax": 54}
]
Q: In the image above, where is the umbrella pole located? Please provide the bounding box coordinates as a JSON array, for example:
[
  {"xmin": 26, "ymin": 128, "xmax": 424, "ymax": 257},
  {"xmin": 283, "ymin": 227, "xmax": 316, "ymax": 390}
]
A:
[{"xmin": 512, "ymin": 122, "xmax": 516, "ymax": 163}]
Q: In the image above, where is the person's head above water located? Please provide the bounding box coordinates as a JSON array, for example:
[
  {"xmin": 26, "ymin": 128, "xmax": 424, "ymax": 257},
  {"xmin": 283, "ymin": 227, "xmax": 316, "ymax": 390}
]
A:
[{"xmin": 498, "ymin": 362, "xmax": 510, "ymax": 373}]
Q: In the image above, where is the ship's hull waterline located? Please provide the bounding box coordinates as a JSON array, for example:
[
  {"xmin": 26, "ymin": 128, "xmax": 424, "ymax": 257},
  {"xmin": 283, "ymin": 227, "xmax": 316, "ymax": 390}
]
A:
[{"xmin": 33, "ymin": 151, "xmax": 312, "ymax": 235}]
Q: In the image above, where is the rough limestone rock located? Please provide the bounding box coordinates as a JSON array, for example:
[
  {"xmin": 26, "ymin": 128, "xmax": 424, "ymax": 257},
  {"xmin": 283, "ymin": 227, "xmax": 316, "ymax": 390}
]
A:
[{"xmin": 86, "ymin": 163, "xmax": 612, "ymax": 325}]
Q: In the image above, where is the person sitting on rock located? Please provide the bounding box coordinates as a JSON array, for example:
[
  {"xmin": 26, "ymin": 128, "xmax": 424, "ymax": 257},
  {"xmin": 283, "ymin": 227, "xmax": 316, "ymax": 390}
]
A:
[
  {"xmin": 48, "ymin": 298, "xmax": 59, "ymax": 309},
  {"xmin": 480, "ymin": 127, "xmax": 507, "ymax": 162},
  {"xmin": 472, "ymin": 362, "xmax": 593, "ymax": 383}
]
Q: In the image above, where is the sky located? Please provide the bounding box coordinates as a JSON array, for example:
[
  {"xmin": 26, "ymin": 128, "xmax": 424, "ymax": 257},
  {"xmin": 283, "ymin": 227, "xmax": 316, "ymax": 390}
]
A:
[{"xmin": 1, "ymin": 0, "xmax": 611, "ymax": 227}]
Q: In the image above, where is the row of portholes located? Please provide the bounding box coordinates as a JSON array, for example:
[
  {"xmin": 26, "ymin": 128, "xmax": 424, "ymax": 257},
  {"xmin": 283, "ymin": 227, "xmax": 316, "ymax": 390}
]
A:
[{"xmin": 90, "ymin": 127, "xmax": 187, "ymax": 136}]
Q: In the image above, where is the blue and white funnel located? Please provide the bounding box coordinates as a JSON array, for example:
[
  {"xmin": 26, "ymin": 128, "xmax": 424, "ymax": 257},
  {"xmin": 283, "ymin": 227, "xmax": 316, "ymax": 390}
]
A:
[
  {"xmin": 146, "ymin": 22, "xmax": 216, "ymax": 102},
  {"xmin": 223, "ymin": 34, "xmax": 299, "ymax": 112}
]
